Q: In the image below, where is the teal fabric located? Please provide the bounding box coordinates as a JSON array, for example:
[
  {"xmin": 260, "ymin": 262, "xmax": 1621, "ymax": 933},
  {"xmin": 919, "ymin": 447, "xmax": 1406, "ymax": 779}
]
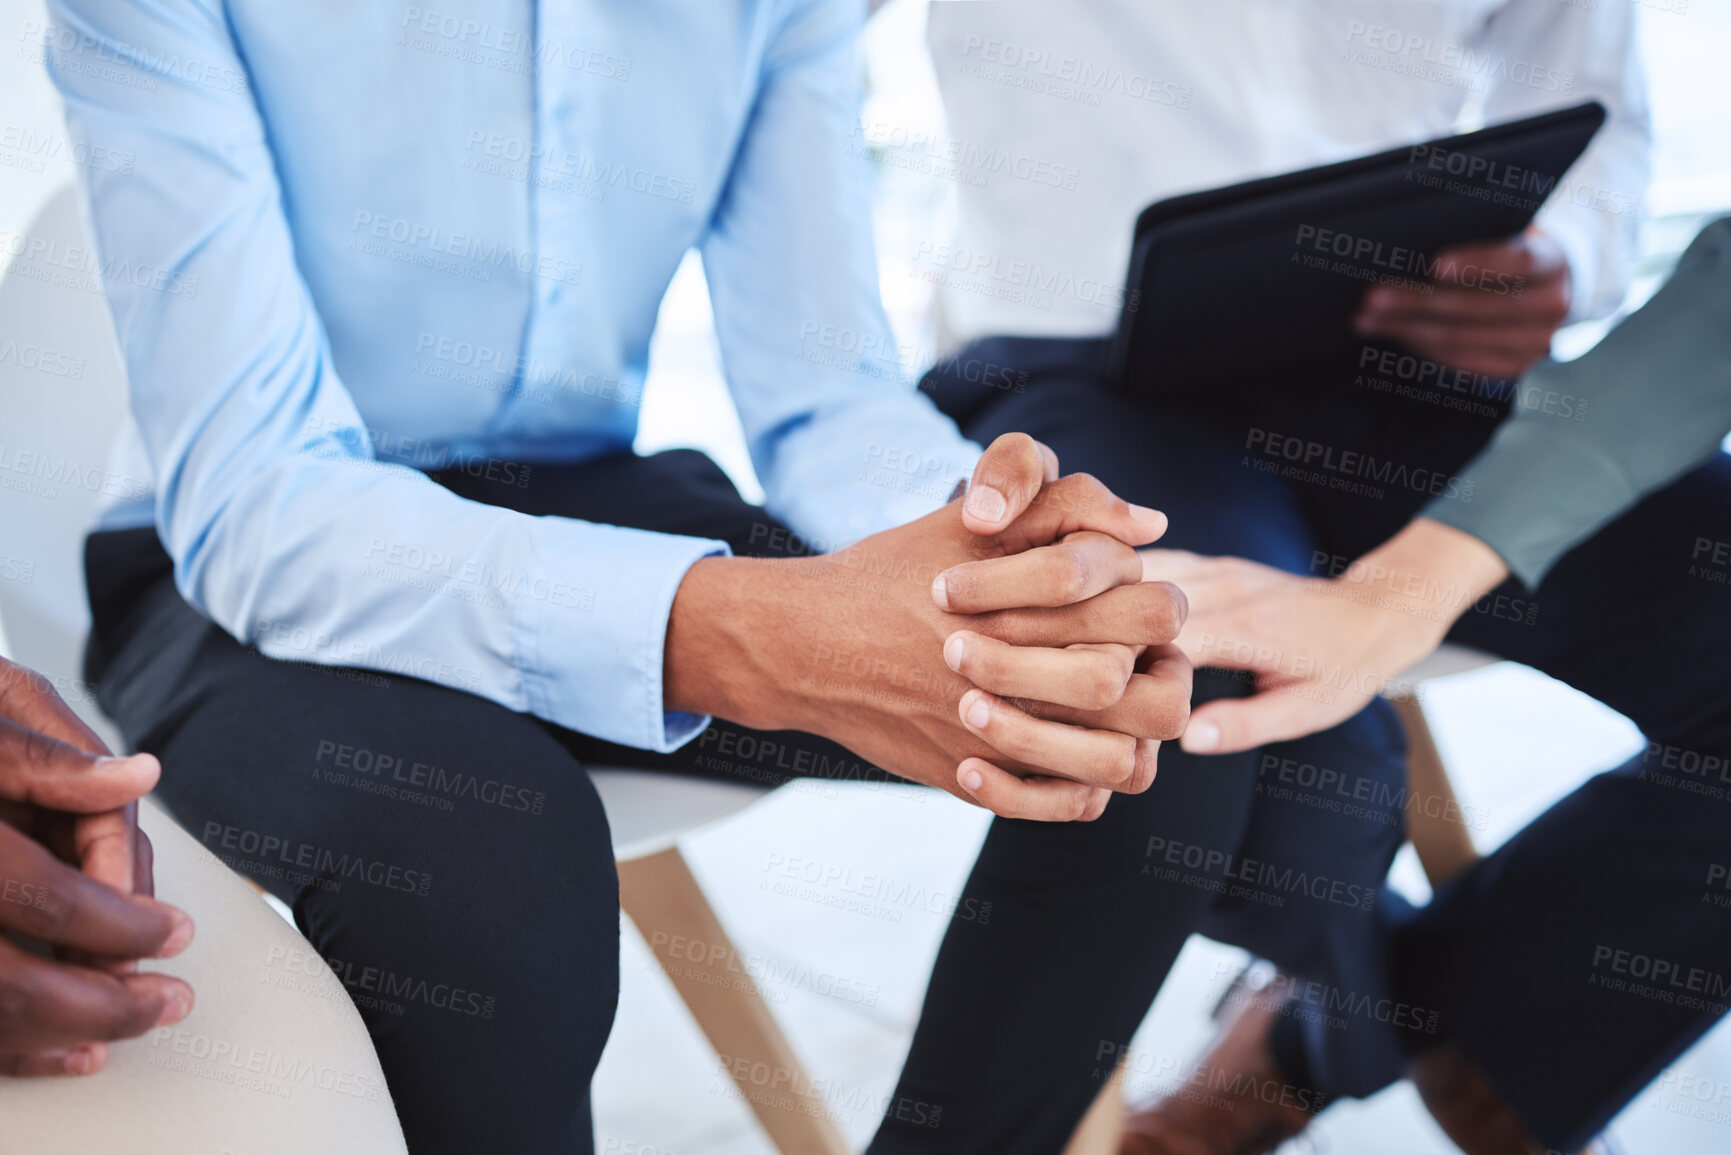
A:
[{"xmin": 1426, "ymin": 216, "xmax": 1731, "ymax": 586}]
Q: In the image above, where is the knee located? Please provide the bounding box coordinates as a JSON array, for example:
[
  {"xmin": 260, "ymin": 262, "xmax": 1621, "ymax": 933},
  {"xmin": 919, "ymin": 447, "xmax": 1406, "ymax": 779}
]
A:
[
  {"xmin": 385, "ymin": 769, "xmax": 621, "ymax": 1044},
  {"xmin": 1339, "ymin": 697, "xmax": 1408, "ymax": 772},
  {"xmin": 1254, "ymin": 699, "xmax": 1411, "ymax": 846}
]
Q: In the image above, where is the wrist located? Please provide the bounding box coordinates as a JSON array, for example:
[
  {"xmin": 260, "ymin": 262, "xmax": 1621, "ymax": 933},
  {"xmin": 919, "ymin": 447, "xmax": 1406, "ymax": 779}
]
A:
[
  {"xmin": 1336, "ymin": 519, "xmax": 1510, "ymax": 642},
  {"xmin": 664, "ymin": 556, "xmax": 820, "ymax": 732}
]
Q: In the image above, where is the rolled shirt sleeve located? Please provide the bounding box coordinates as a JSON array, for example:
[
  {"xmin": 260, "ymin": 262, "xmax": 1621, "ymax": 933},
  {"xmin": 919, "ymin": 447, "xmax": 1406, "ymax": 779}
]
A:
[
  {"xmin": 47, "ymin": 0, "xmax": 724, "ymax": 752},
  {"xmin": 1423, "ymin": 216, "xmax": 1731, "ymax": 587}
]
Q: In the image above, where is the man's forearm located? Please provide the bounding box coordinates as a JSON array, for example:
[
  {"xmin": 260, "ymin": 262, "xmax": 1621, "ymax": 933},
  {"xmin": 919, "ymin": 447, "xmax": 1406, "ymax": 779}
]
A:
[{"xmin": 664, "ymin": 556, "xmax": 808, "ymax": 731}]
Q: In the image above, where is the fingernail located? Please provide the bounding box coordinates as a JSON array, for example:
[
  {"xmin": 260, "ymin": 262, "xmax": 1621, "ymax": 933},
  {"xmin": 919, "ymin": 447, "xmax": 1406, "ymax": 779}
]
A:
[
  {"xmin": 1127, "ymin": 504, "xmax": 1165, "ymax": 528},
  {"xmin": 930, "ymin": 573, "xmax": 950, "ymax": 611},
  {"xmin": 157, "ymin": 910, "xmax": 194, "ymax": 958},
  {"xmin": 943, "ymin": 634, "xmax": 967, "ymax": 671},
  {"xmin": 1180, "ymin": 719, "xmax": 1219, "ymax": 754},
  {"xmin": 964, "ymin": 692, "xmax": 992, "ymax": 730},
  {"xmin": 65, "ymin": 1048, "xmax": 97, "ymax": 1076},
  {"xmin": 95, "ymin": 753, "xmax": 156, "ymax": 777},
  {"xmin": 964, "ymin": 484, "xmax": 1008, "ymax": 524},
  {"xmin": 961, "ymin": 767, "xmax": 983, "ymax": 793},
  {"xmin": 157, "ymin": 987, "xmax": 193, "ymax": 1027}
]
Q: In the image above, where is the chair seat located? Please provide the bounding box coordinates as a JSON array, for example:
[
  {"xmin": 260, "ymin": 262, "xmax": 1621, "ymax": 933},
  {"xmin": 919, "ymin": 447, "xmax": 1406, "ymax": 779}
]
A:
[
  {"xmin": 1385, "ymin": 643, "xmax": 1499, "ymax": 698},
  {"xmin": 589, "ymin": 768, "xmax": 771, "ymax": 861},
  {"xmin": 0, "ymin": 798, "xmax": 408, "ymax": 1153}
]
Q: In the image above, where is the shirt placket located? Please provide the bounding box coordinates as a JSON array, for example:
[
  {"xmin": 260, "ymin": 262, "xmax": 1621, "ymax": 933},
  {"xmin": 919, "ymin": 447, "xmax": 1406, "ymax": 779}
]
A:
[{"xmin": 493, "ymin": 0, "xmax": 585, "ymax": 442}]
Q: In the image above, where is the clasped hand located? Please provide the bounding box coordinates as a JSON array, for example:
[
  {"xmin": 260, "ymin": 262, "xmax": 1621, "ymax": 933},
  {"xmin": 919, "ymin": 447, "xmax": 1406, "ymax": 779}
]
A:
[
  {"xmin": 668, "ymin": 434, "xmax": 1193, "ymax": 821},
  {"xmin": 0, "ymin": 659, "xmax": 195, "ymax": 1077}
]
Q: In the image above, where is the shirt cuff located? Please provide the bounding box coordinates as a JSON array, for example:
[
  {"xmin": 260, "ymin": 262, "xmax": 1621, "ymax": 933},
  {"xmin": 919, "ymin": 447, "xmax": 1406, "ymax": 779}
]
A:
[
  {"xmin": 515, "ymin": 517, "xmax": 730, "ymax": 752},
  {"xmin": 870, "ymin": 441, "xmax": 984, "ymax": 529},
  {"xmin": 778, "ymin": 440, "xmax": 984, "ymax": 549},
  {"xmin": 1420, "ymin": 418, "xmax": 1634, "ymax": 589}
]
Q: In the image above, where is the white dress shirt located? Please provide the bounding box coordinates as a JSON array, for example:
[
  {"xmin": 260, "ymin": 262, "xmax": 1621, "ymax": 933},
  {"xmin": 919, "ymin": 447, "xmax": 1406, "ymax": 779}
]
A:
[{"xmin": 926, "ymin": 0, "xmax": 1651, "ymax": 347}]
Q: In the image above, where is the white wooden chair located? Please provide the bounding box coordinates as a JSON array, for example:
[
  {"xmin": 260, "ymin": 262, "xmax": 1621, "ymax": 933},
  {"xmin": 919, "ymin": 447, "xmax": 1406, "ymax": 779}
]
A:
[
  {"xmin": 598, "ymin": 770, "xmax": 852, "ymax": 1152},
  {"xmin": 1384, "ymin": 645, "xmax": 1498, "ymax": 888},
  {"xmin": 0, "ymin": 187, "xmax": 408, "ymax": 1150},
  {"xmin": 0, "ymin": 796, "xmax": 413, "ymax": 1153}
]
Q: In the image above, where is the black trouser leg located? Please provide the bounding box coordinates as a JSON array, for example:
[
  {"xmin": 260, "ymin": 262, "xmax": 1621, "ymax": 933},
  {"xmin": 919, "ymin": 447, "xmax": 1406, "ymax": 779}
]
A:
[
  {"xmin": 1389, "ymin": 453, "xmax": 1731, "ymax": 1150},
  {"xmin": 872, "ymin": 343, "xmax": 1410, "ymax": 1153}
]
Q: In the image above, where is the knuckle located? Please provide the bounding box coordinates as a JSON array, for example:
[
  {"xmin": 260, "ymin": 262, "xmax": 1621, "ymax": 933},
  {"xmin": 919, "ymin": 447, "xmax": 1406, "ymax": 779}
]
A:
[
  {"xmin": 944, "ymin": 565, "xmax": 978, "ymax": 606},
  {"xmin": 0, "ymin": 973, "xmax": 40, "ymax": 1026},
  {"xmin": 965, "ymin": 640, "xmax": 1006, "ymax": 687},
  {"xmin": 20, "ymin": 727, "xmax": 60, "ymax": 771},
  {"xmin": 1046, "ymin": 472, "xmax": 1102, "ymax": 516},
  {"xmin": 1094, "ymin": 744, "xmax": 1137, "ymax": 790},
  {"xmin": 1163, "ymin": 696, "xmax": 1190, "ymax": 741},
  {"xmin": 1156, "ymin": 696, "xmax": 1192, "ymax": 741},
  {"xmin": 30, "ymin": 883, "xmax": 76, "ymax": 938},
  {"xmin": 990, "ymin": 433, "xmax": 1043, "ymax": 484},
  {"xmin": 1083, "ymin": 660, "xmax": 1126, "ymax": 710},
  {"xmin": 1122, "ymin": 747, "xmax": 1157, "ymax": 795},
  {"xmin": 1053, "ymin": 548, "xmax": 1092, "ymax": 604},
  {"xmin": 1114, "ymin": 745, "xmax": 1139, "ymax": 788},
  {"xmin": 0, "ymin": 659, "xmax": 47, "ymax": 712},
  {"xmin": 1072, "ymin": 473, "xmax": 1108, "ymax": 507},
  {"xmin": 1125, "ymin": 680, "xmax": 1190, "ymax": 740},
  {"xmin": 102, "ymin": 994, "xmax": 159, "ymax": 1041},
  {"xmin": 1160, "ymin": 580, "xmax": 1189, "ymax": 627},
  {"xmin": 978, "ymin": 608, "xmax": 1028, "ymax": 646},
  {"xmin": 1137, "ymin": 747, "xmax": 1161, "ymax": 793},
  {"xmin": 1137, "ymin": 586, "xmax": 1183, "ymax": 640}
]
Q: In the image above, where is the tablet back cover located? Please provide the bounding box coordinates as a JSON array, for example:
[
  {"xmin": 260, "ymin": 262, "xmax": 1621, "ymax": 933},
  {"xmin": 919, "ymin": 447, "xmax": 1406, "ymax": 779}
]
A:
[{"xmin": 1107, "ymin": 102, "xmax": 1606, "ymax": 395}]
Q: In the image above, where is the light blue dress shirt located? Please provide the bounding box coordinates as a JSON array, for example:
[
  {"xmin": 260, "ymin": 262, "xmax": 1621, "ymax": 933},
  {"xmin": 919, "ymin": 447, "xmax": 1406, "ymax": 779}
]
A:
[{"xmin": 44, "ymin": 0, "xmax": 980, "ymax": 751}]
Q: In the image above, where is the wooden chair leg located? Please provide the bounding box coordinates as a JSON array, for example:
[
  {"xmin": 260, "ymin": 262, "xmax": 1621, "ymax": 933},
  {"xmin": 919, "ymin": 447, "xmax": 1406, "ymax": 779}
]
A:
[
  {"xmin": 1391, "ymin": 692, "xmax": 1481, "ymax": 889},
  {"xmin": 1062, "ymin": 1060, "xmax": 1126, "ymax": 1155},
  {"xmin": 618, "ymin": 846, "xmax": 852, "ymax": 1155}
]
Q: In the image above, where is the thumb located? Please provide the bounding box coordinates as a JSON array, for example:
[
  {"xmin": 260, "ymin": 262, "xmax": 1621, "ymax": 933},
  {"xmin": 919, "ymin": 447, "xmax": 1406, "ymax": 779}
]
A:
[
  {"xmin": 961, "ymin": 433, "xmax": 1059, "ymax": 535},
  {"xmin": 0, "ymin": 718, "xmax": 160, "ymax": 812},
  {"xmin": 1179, "ymin": 688, "xmax": 1342, "ymax": 756}
]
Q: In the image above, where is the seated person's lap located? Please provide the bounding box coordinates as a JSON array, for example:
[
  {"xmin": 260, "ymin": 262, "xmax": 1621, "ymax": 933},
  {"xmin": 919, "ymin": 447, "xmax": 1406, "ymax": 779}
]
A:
[
  {"xmin": 87, "ymin": 525, "xmax": 621, "ymax": 1155},
  {"xmin": 81, "ymin": 450, "xmax": 858, "ymax": 1155},
  {"xmin": 1447, "ymin": 452, "xmax": 1731, "ymax": 755},
  {"xmin": 921, "ymin": 334, "xmax": 1731, "ymax": 1120}
]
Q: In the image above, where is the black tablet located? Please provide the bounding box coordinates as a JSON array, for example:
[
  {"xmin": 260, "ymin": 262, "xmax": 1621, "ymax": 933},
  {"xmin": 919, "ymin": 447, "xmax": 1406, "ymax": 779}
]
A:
[{"xmin": 1106, "ymin": 101, "xmax": 1606, "ymax": 395}]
